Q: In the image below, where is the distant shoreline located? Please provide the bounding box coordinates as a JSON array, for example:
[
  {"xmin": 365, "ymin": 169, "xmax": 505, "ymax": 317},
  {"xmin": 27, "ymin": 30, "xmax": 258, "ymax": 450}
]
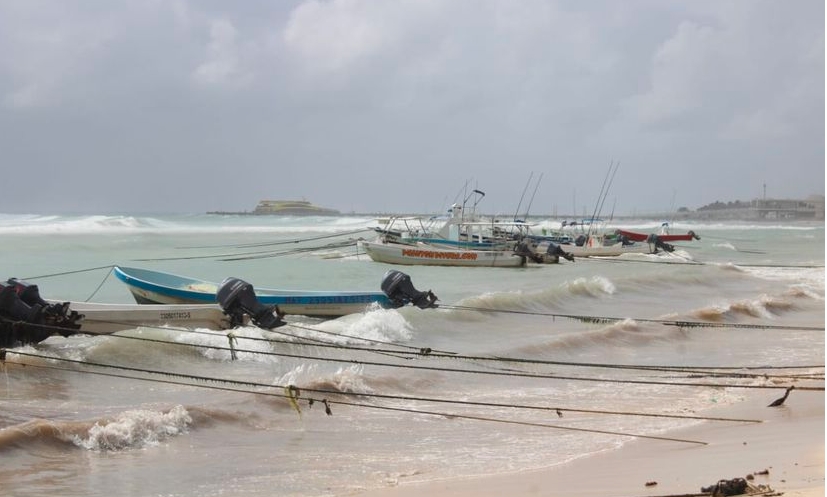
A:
[{"xmin": 205, "ymin": 209, "xmax": 824, "ymax": 223}]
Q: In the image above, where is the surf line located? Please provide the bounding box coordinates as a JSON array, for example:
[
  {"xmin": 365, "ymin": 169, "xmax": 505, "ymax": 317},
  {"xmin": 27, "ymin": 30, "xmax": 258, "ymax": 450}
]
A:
[
  {"xmin": 9, "ymin": 318, "xmax": 824, "ymax": 382},
  {"xmin": 6, "ymin": 332, "xmax": 821, "ymax": 393},
  {"xmin": 1, "ymin": 352, "xmax": 722, "ymax": 445},
  {"xmin": 439, "ymin": 304, "xmax": 825, "ymax": 332}
]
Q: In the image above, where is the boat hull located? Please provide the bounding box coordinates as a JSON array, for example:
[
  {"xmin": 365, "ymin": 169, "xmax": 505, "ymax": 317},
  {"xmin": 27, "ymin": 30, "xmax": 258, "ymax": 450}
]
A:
[
  {"xmin": 56, "ymin": 300, "xmax": 233, "ymax": 335},
  {"xmin": 358, "ymin": 240, "xmax": 526, "ymax": 267},
  {"xmin": 113, "ymin": 266, "xmax": 390, "ymax": 317},
  {"xmin": 562, "ymin": 241, "xmax": 656, "ymax": 258},
  {"xmin": 616, "ymin": 229, "xmax": 699, "ymax": 243}
]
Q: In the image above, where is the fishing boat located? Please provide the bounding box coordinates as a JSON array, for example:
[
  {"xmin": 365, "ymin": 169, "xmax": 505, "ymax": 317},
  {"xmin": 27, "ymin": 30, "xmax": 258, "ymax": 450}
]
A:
[
  {"xmin": 362, "ymin": 209, "xmax": 530, "ymax": 267},
  {"xmin": 0, "ymin": 276, "xmax": 281, "ymax": 346},
  {"xmin": 113, "ymin": 266, "xmax": 436, "ymax": 317},
  {"xmin": 358, "ymin": 239, "xmax": 528, "ymax": 267},
  {"xmin": 1, "ymin": 269, "xmax": 438, "ymax": 346},
  {"xmin": 561, "ymin": 234, "xmax": 665, "ymax": 258},
  {"xmin": 539, "ymin": 217, "xmax": 677, "ymax": 258},
  {"xmin": 615, "ymin": 223, "xmax": 701, "ymax": 243},
  {"xmin": 361, "ymin": 190, "xmax": 546, "ymax": 267}
]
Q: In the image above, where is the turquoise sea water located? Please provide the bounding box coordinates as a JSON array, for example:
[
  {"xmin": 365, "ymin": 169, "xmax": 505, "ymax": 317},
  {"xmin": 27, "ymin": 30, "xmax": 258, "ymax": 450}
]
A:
[{"xmin": 0, "ymin": 213, "xmax": 823, "ymax": 496}]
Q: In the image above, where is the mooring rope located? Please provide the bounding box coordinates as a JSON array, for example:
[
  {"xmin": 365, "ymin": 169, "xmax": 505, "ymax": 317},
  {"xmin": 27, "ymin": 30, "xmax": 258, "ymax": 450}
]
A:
[
  {"xmin": 21, "ymin": 264, "xmax": 116, "ymax": 281},
  {"xmin": 7, "ymin": 311, "xmax": 824, "ymax": 383},
  {"xmin": 175, "ymin": 228, "xmax": 373, "ymax": 250},
  {"xmin": 576, "ymin": 256, "xmax": 823, "ymax": 269},
  {"xmin": 11, "ymin": 315, "xmax": 823, "ymax": 382},
  {"xmin": 438, "ymin": 304, "xmax": 825, "ymax": 332},
  {"xmin": 0, "ymin": 352, "xmax": 751, "ymax": 443},
  {"xmin": 11, "ymin": 328, "xmax": 821, "ymax": 392}
]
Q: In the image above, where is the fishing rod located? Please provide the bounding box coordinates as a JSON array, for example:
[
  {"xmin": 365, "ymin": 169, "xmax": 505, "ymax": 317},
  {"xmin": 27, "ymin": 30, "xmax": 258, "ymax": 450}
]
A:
[
  {"xmin": 591, "ymin": 160, "xmax": 620, "ymax": 237},
  {"xmin": 586, "ymin": 160, "xmax": 614, "ymax": 237},
  {"xmin": 512, "ymin": 172, "xmax": 534, "ymax": 223},
  {"xmin": 522, "ymin": 172, "xmax": 544, "ymax": 220}
]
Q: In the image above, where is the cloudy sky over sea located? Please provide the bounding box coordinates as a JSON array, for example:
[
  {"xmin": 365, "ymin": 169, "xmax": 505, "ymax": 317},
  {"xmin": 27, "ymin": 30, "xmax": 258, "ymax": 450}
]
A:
[{"xmin": 0, "ymin": 1, "xmax": 823, "ymax": 216}]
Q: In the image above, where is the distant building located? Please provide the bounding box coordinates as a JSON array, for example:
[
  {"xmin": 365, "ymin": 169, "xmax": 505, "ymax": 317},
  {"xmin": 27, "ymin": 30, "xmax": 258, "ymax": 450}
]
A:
[
  {"xmin": 751, "ymin": 195, "xmax": 824, "ymax": 220},
  {"xmin": 252, "ymin": 200, "xmax": 340, "ymax": 216}
]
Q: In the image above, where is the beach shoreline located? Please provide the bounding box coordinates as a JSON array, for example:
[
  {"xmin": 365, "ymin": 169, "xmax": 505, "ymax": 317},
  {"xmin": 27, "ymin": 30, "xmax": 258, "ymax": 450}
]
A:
[{"xmin": 353, "ymin": 387, "xmax": 824, "ymax": 497}]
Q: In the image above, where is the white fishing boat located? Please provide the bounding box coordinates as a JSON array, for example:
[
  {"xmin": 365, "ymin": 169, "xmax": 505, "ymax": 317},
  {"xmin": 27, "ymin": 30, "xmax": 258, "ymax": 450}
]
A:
[
  {"xmin": 358, "ymin": 239, "xmax": 528, "ymax": 267},
  {"xmin": 547, "ymin": 219, "xmax": 676, "ymax": 258},
  {"xmin": 362, "ymin": 194, "xmax": 528, "ymax": 267}
]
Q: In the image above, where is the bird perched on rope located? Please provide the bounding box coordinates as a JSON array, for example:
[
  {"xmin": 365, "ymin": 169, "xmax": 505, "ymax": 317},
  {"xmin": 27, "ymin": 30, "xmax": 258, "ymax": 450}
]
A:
[{"xmin": 768, "ymin": 386, "xmax": 795, "ymax": 407}]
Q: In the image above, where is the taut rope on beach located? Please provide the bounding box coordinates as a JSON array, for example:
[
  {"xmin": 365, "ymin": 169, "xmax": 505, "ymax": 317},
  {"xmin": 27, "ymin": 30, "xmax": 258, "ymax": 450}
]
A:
[{"xmin": 0, "ymin": 351, "xmax": 731, "ymax": 445}]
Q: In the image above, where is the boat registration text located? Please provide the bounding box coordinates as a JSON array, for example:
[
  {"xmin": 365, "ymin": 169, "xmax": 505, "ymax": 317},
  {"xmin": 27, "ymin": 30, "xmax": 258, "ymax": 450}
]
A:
[{"xmin": 401, "ymin": 248, "xmax": 477, "ymax": 260}]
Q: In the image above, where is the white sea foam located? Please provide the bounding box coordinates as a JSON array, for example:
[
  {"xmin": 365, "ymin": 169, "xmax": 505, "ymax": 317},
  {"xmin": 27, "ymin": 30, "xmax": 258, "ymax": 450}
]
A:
[
  {"xmin": 73, "ymin": 405, "xmax": 191, "ymax": 451},
  {"xmin": 563, "ymin": 276, "xmax": 616, "ymax": 297}
]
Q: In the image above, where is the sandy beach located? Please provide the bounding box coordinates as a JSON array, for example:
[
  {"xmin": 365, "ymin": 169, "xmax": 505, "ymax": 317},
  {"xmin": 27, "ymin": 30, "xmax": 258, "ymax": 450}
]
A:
[{"xmin": 355, "ymin": 387, "xmax": 824, "ymax": 497}]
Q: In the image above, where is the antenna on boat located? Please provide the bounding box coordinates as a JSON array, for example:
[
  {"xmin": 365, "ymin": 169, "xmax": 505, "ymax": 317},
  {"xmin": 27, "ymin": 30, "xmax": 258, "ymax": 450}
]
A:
[{"xmin": 462, "ymin": 187, "xmax": 485, "ymax": 221}]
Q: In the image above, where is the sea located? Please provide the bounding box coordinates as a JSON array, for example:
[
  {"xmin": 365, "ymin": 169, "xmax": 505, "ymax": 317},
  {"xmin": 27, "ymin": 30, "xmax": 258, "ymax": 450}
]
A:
[{"xmin": 0, "ymin": 213, "xmax": 823, "ymax": 497}]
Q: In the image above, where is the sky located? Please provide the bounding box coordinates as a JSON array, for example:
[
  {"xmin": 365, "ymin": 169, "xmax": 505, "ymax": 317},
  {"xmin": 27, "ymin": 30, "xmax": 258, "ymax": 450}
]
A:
[{"xmin": 0, "ymin": 0, "xmax": 824, "ymax": 216}]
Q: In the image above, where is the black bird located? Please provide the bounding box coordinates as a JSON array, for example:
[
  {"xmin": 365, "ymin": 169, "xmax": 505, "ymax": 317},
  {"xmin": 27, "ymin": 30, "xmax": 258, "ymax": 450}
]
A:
[{"xmin": 768, "ymin": 386, "xmax": 795, "ymax": 407}]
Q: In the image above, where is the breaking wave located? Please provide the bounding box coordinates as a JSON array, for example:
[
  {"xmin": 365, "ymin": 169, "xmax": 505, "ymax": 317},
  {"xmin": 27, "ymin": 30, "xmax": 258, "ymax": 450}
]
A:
[{"xmin": 0, "ymin": 405, "xmax": 192, "ymax": 452}]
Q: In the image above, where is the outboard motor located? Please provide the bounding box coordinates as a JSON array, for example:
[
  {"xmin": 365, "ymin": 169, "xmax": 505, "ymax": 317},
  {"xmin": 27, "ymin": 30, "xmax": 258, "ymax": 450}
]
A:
[
  {"xmin": 646, "ymin": 234, "xmax": 675, "ymax": 253},
  {"xmin": 381, "ymin": 270, "xmax": 438, "ymax": 309},
  {"xmin": 0, "ymin": 284, "xmax": 44, "ymax": 323},
  {"xmin": 0, "ymin": 278, "xmax": 83, "ymax": 346},
  {"xmin": 216, "ymin": 277, "xmax": 286, "ymax": 329},
  {"xmin": 547, "ymin": 242, "xmax": 575, "ymax": 262},
  {"xmin": 575, "ymin": 234, "xmax": 587, "ymax": 247},
  {"xmin": 514, "ymin": 241, "xmax": 544, "ymax": 263}
]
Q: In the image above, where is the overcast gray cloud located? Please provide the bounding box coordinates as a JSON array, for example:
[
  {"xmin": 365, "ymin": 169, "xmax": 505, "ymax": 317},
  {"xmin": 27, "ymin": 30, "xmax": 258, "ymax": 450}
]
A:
[{"xmin": 0, "ymin": 0, "xmax": 823, "ymax": 215}]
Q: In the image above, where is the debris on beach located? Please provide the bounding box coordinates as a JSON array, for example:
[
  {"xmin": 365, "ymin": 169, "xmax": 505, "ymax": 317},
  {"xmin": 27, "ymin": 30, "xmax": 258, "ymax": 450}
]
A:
[{"xmin": 700, "ymin": 477, "xmax": 778, "ymax": 496}]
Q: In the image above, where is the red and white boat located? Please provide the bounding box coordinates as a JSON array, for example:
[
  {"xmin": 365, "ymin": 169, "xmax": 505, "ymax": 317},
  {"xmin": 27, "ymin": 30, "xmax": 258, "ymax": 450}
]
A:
[{"xmin": 615, "ymin": 224, "xmax": 700, "ymax": 243}]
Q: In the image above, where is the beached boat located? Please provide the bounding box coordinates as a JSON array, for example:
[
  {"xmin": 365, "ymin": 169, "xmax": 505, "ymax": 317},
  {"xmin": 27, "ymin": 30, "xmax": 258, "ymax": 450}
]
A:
[
  {"xmin": 113, "ymin": 266, "xmax": 436, "ymax": 317},
  {"xmin": 0, "ymin": 276, "xmax": 282, "ymax": 346},
  {"xmin": 1, "ymin": 269, "xmax": 438, "ymax": 346}
]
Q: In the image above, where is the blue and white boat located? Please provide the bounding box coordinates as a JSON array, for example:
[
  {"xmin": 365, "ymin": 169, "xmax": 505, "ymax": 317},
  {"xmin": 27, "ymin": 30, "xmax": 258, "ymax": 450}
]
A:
[{"xmin": 113, "ymin": 266, "xmax": 429, "ymax": 318}]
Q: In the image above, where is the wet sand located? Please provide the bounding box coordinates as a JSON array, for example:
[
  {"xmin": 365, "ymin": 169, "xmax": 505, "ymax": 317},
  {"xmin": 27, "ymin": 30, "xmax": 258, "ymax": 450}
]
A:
[{"xmin": 355, "ymin": 387, "xmax": 824, "ymax": 497}]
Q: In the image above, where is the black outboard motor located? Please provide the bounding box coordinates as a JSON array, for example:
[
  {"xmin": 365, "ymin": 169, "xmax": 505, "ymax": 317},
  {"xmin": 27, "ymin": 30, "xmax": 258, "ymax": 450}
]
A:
[
  {"xmin": 646, "ymin": 234, "xmax": 675, "ymax": 253},
  {"xmin": 575, "ymin": 234, "xmax": 587, "ymax": 247},
  {"xmin": 0, "ymin": 284, "xmax": 44, "ymax": 323},
  {"xmin": 547, "ymin": 242, "xmax": 575, "ymax": 262},
  {"xmin": 381, "ymin": 270, "xmax": 438, "ymax": 309},
  {"xmin": 0, "ymin": 278, "xmax": 83, "ymax": 346},
  {"xmin": 514, "ymin": 241, "xmax": 544, "ymax": 263},
  {"xmin": 216, "ymin": 277, "xmax": 286, "ymax": 329}
]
